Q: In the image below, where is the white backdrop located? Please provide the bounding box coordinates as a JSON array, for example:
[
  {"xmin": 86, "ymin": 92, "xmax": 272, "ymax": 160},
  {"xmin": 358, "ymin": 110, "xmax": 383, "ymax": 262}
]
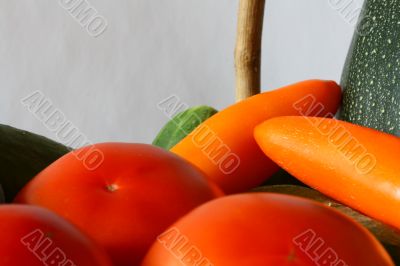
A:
[{"xmin": 0, "ymin": 0, "xmax": 364, "ymax": 145}]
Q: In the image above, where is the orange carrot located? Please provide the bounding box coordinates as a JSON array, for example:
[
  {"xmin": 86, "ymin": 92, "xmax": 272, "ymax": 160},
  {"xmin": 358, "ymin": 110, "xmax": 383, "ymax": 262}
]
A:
[
  {"xmin": 254, "ymin": 116, "xmax": 400, "ymax": 229},
  {"xmin": 171, "ymin": 80, "xmax": 341, "ymax": 193}
]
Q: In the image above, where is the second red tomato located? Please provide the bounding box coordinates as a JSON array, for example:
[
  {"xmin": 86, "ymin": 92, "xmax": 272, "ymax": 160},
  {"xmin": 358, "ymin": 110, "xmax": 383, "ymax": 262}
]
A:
[{"xmin": 142, "ymin": 193, "xmax": 393, "ymax": 266}]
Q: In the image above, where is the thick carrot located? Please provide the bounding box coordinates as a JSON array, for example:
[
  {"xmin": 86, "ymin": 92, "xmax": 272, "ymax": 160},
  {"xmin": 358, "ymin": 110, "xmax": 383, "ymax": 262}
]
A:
[
  {"xmin": 254, "ymin": 116, "xmax": 400, "ymax": 229},
  {"xmin": 171, "ymin": 80, "xmax": 341, "ymax": 193}
]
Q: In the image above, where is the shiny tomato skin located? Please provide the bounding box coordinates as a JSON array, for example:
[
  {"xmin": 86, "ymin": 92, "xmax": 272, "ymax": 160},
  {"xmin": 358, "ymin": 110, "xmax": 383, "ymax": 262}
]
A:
[
  {"xmin": 15, "ymin": 143, "xmax": 222, "ymax": 266},
  {"xmin": 142, "ymin": 193, "xmax": 393, "ymax": 266},
  {"xmin": 0, "ymin": 204, "xmax": 112, "ymax": 266}
]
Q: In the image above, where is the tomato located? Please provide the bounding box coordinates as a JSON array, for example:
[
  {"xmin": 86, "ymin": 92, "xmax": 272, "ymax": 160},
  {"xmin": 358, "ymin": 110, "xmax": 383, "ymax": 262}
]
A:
[
  {"xmin": 142, "ymin": 193, "xmax": 393, "ymax": 266},
  {"xmin": 0, "ymin": 204, "xmax": 111, "ymax": 266},
  {"xmin": 15, "ymin": 143, "xmax": 222, "ymax": 266}
]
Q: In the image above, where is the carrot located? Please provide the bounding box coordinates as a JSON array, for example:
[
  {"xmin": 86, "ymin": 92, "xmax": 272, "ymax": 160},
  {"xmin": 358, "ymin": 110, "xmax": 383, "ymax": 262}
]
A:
[
  {"xmin": 171, "ymin": 80, "xmax": 341, "ymax": 193},
  {"xmin": 254, "ymin": 116, "xmax": 400, "ymax": 229}
]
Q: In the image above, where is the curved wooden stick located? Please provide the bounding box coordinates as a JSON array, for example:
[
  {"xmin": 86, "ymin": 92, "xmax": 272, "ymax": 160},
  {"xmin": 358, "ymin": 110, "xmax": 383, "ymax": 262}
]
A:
[{"xmin": 235, "ymin": 0, "xmax": 266, "ymax": 102}]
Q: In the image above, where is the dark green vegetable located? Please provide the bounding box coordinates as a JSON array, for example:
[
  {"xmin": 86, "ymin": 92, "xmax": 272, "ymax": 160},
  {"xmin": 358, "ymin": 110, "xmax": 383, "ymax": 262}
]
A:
[
  {"xmin": 260, "ymin": 169, "xmax": 307, "ymax": 187},
  {"xmin": 153, "ymin": 105, "xmax": 218, "ymax": 150},
  {"xmin": 0, "ymin": 185, "xmax": 4, "ymax": 203},
  {"xmin": 340, "ymin": 0, "xmax": 400, "ymax": 136},
  {"xmin": 0, "ymin": 125, "xmax": 70, "ymax": 201}
]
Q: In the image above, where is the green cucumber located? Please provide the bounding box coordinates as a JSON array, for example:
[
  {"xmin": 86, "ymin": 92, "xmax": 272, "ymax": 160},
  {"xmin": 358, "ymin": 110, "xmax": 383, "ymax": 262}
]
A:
[
  {"xmin": 153, "ymin": 105, "xmax": 218, "ymax": 150},
  {"xmin": 0, "ymin": 125, "xmax": 70, "ymax": 201},
  {"xmin": 340, "ymin": 0, "xmax": 400, "ymax": 136}
]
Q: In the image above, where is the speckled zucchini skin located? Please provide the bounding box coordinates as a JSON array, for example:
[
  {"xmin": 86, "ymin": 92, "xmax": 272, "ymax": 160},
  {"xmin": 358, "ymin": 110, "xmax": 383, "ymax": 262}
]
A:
[{"xmin": 340, "ymin": 0, "xmax": 400, "ymax": 136}]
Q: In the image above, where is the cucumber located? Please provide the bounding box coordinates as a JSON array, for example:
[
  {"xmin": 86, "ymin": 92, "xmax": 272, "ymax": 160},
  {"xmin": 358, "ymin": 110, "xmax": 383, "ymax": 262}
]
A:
[
  {"xmin": 153, "ymin": 105, "xmax": 218, "ymax": 150},
  {"xmin": 340, "ymin": 0, "xmax": 400, "ymax": 136},
  {"xmin": 0, "ymin": 125, "xmax": 70, "ymax": 201}
]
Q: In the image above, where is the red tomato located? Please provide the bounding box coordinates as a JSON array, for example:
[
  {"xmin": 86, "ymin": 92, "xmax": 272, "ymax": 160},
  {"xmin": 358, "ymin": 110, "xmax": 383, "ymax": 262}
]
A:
[
  {"xmin": 0, "ymin": 204, "xmax": 111, "ymax": 266},
  {"xmin": 15, "ymin": 143, "xmax": 222, "ymax": 266},
  {"xmin": 142, "ymin": 193, "xmax": 393, "ymax": 266}
]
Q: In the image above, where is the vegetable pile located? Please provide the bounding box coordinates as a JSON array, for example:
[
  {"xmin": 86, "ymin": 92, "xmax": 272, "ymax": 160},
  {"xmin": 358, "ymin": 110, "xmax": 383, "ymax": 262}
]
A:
[
  {"xmin": 2, "ymin": 1, "xmax": 400, "ymax": 265},
  {"xmin": 2, "ymin": 78, "xmax": 400, "ymax": 265}
]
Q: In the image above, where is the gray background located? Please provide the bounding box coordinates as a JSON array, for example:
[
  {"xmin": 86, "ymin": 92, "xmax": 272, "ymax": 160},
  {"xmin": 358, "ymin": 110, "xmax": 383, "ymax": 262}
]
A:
[{"xmin": 0, "ymin": 0, "xmax": 364, "ymax": 145}]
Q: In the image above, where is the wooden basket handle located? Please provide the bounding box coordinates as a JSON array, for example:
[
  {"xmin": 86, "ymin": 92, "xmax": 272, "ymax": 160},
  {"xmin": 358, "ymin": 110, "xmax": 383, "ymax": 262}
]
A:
[{"xmin": 235, "ymin": 0, "xmax": 266, "ymax": 102}]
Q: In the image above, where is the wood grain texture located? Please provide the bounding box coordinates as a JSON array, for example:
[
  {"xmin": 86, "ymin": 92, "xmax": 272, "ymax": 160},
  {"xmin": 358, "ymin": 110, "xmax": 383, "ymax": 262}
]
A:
[{"xmin": 235, "ymin": 0, "xmax": 265, "ymax": 101}]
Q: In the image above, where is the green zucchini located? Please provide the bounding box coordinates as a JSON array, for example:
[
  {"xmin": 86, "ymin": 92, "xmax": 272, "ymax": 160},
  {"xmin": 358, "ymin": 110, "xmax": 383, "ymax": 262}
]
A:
[
  {"xmin": 340, "ymin": 0, "xmax": 400, "ymax": 136},
  {"xmin": 153, "ymin": 105, "xmax": 218, "ymax": 150},
  {"xmin": 0, "ymin": 125, "xmax": 70, "ymax": 201}
]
